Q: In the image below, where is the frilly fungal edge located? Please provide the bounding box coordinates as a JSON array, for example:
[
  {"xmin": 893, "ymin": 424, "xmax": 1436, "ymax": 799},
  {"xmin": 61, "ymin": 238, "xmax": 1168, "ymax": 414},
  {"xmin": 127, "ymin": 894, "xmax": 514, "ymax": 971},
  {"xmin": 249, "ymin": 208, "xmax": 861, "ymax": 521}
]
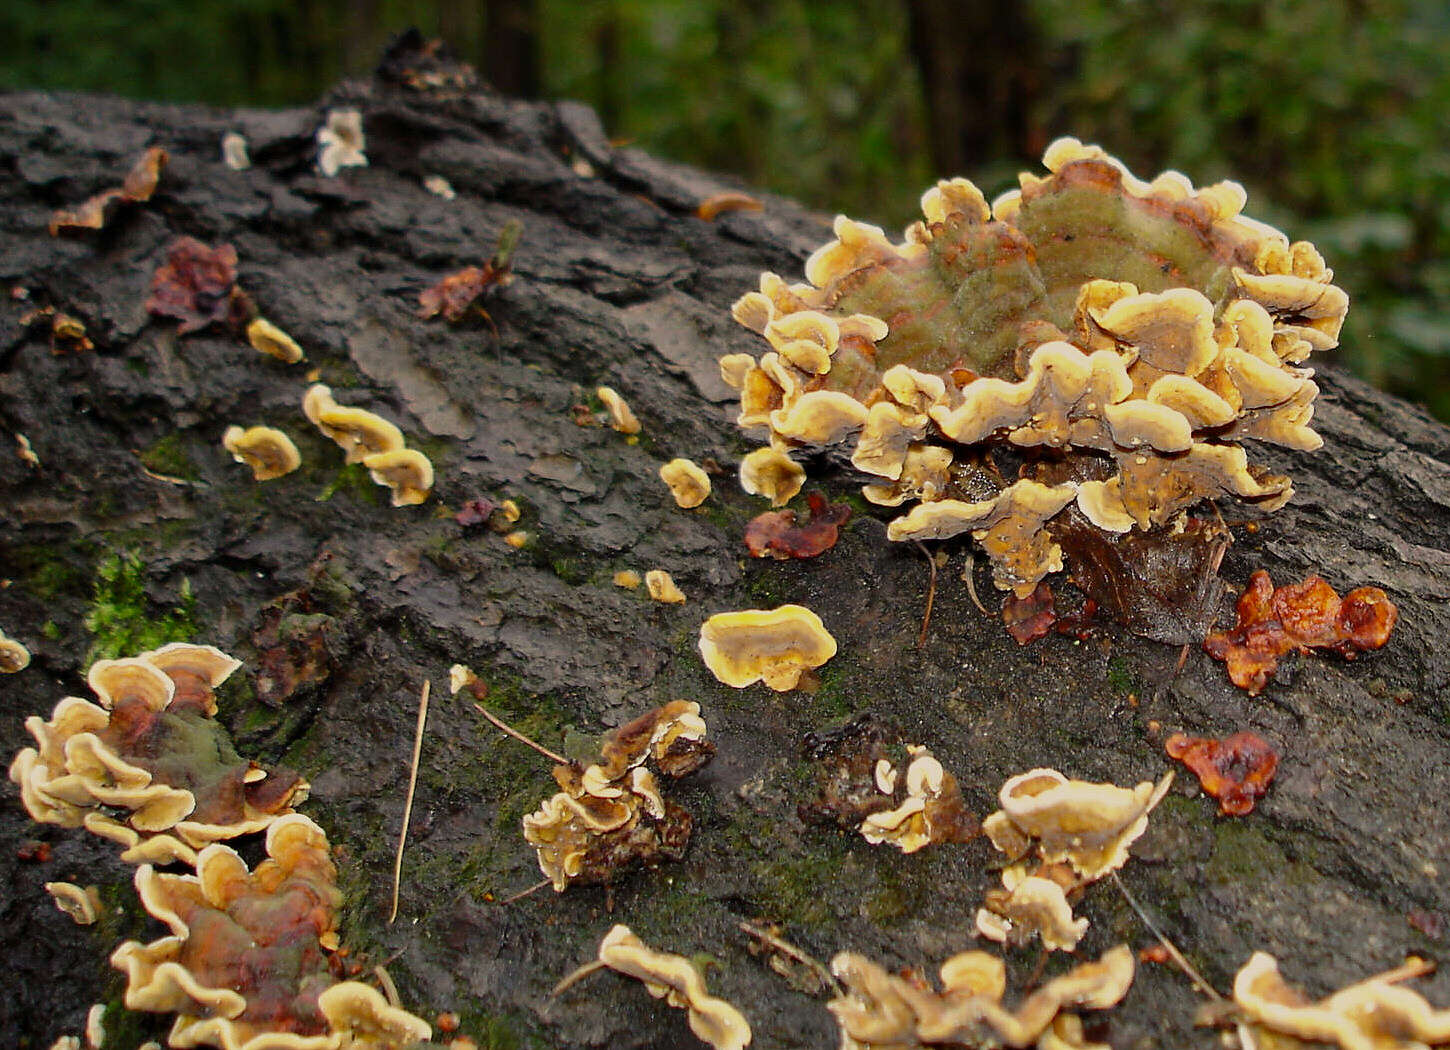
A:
[{"xmin": 721, "ymin": 138, "xmax": 1347, "ymax": 615}]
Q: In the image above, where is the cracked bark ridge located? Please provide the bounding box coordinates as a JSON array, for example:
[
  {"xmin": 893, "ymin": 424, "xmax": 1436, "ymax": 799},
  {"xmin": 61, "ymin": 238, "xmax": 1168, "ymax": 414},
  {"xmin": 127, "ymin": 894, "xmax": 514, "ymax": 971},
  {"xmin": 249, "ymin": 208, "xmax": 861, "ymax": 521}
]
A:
[{"xmin": 1, "ymin": 73, "xmax": 1449, "ymax": 1050}]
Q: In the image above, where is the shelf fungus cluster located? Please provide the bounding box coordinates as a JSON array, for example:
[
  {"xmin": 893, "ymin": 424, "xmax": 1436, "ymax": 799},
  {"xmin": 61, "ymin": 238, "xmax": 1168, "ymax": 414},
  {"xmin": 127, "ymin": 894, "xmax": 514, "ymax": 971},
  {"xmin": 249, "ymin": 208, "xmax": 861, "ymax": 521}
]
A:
[
  {"xmin": 698, "ymin": 604, "xmax": 837, "ymax": 692},
  {"xmin": 8, "ymin": 643, "xmax": 308, "ymax": 866},
  {"xmin": 112, "ymin": 813, "xmax": 432, "ymax": 1050},
  {"xmin": 799, "ymin": 718, "xmax": 977, "ymax": 853},
  {"xmin": 721, "ymin": 138, "xmax": 1348, "ymax": 611},
  {"xmin": 523, "ymin": 700, "xmax": 715, "ymax": 891},
  {"xmin": 303, "ymin": 384, "xmax": 434, "ymax": 505},
  {"xmin": 1232, "ymin": 952, "xmax": 1450, "ymax": 1050},
  {"xmin": 591, "ymin": 925, "xmax": 752, "ymax": 1050},
  {"xmin": 0, "ymin": 627, "xmax": 31, "ymax": 672},
  {"xmin": 828, "ymin": 943, "xmax": 1135, "ymax": 1050},
  {"xmin": 977, "ymin": 768, "xmax": 1171, "ymax": 953}
]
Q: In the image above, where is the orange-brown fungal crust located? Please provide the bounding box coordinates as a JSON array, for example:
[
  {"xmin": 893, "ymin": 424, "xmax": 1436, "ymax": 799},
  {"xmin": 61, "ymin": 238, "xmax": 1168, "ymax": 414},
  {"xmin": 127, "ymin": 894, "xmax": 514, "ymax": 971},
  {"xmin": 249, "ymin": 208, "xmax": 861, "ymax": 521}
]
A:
[
  {"xmin": 1204, "ymin": 570, "xmax": 1399, "ymax": 695},
  {"xmin": 146, "ymin": 237, "xmax": 253, "ymax": 335},
  {"xmin": 1165, "ymin": 731, "xmax": 1278, "ymax": 816},
  {"xmin": 1002, "ymin": 582, "xmax": 1057, "ymax": 645},
  {"xmin": 827, "ymin": 944, "xmax": 1134, "ymax": 1049},
  {"xmin": 8, "ymin": 644, "xmax": 307, "ymax": 865},
  {"xmin": 49, "ymin": 146, "xmax": 167, "ymax": 236},
  {"xmin": 743, "ymin": 493, "xmax": 851, "ymax": 560},
  {"xmin": 111, "ymin": 813, "xmax": 431, "ymax": 1050},
  {"xmin": 522, "ymin": 701, "xmax": 713, "ymax": 890},
  {"xmin": 1233, "ymin": 952, "xmax": 1450, "ymax": 1050},
  {"xmin": 723, "ymin": 139, "xmax": 1346, "ymax": 603}
]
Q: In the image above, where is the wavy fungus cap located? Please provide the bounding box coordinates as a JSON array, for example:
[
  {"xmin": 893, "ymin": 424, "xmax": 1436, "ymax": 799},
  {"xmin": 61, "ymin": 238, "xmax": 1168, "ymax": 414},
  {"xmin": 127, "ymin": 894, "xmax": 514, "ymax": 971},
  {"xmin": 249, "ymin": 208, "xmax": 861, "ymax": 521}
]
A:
[{"xmin": 723, "ymin": 138, "xmax": 1346, "ymax": 597}]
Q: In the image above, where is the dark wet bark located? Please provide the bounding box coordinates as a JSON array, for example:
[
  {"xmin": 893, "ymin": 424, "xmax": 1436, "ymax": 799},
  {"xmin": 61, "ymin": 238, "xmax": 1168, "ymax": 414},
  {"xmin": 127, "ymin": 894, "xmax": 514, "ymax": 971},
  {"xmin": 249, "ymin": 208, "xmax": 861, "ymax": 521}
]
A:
[{"xmin": 2, "ymin": 79, "xmax": 1450, "ymax": 1049}]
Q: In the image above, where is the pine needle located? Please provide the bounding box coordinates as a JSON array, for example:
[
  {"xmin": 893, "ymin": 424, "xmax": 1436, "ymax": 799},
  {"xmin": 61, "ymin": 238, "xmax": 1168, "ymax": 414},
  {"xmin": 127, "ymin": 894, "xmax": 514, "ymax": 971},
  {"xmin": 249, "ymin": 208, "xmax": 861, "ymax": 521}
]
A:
[
  {"xmin": 915, "ymin": 542, "xmax": 939, "ymax": 647},
  {"xmin": 1112, "ymin": 871, "xmax": 1221, "ymax": 1002},
  {"xmin": 473, "ymin": 701, "xmax": 567, "ymax": 765},
  {"xmin": 962, "ymin": 550, "xmax": 988, "ymax": 615},
  {"xmin": 551, "ymin": 959, "xmax": 608, "ymax": 998},
  {"xmin": 389, "ymin": 679, "xmax": 430, "ymax": 925},
  {"xmin": 497, "ymin": 877, "xmax": 551, "ymax": 905}
]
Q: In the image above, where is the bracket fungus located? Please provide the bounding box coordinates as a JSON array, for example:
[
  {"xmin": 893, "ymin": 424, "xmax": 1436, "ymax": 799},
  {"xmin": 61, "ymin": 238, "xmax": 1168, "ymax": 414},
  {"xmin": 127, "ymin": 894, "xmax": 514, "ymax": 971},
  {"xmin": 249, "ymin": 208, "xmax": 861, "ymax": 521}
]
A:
[
  {"xmin": 222, "ymin": 425, "xmax": 302, "ymax": 481},
  {"xmin": 112, "ymin": 813, "xmax": 431, "ymax": 1050},
  {"xmin": 976, "ymin": 869, "xmax": 1088, "ymax": 954},
  {"xmin": 45, "ymin": 881, "xmax": 102, "ymax": 925},
  {"xmin": 698, "ymin": 604, "xmax": 837, "ymax": 691},
  {"xmin": 592, "ymin": 925, "xmax": 752, "ymax": 1050},
  {"xmin": 983, "ymin": 768, "xmax": 1172, "ymax": 882},
  {"xmin": 1165, "ymin": 731, "xmax": 1278, "ymax": 816},
  {"xmin": 721, "ymin": 139, "xmax": 1347, "ymax": 615},
  {"xmin": 302, "ymin": 385, "xmax": 405, "ymax": 464},
  {"xmin": 857, "ymin": 745, "xmax": 977, "ymax": 854},
  {"xmin": 1204, "ymin": 569, "xmax": 1398, "ymax": 695},
  {"xmin": 522, "ymin": 700, "xmax": 714, "ymax": 891},
  {"xmin": 0, "ymin": 628, "xmax": 31, "ymax": 672},
  {"xmin": 1232, "ymin": 951, "xmax": 1450, "ymax": 1050},
  {"xmin": 363, "ymin": 448, "xmax": 435, "ymax": 507},
  {"xmin": 827, "ymin": 943, "xmax": 1134, "ymax": 1050},
  {"xmin": 50, "ymin": 145, "xmax": 167, "ymax": 236},
  {"xmin": 597, "ymin": 386, "xmax": 641, "ymax": 435},
  {"xmin": 645, "ymin": 569, "xmax": 687, "ymax": 604},
  {"xmin": 316, "ymin": 108, "xmax": 367, "ymax": 176},
  {"xmin": 9, "ymin": 643, "xmax": 308, "ymax": 866},
  {"xmin": 660, "ymin": 457, "xmax": 712, "ymax": 509},
  {"xmin": 246, "ymin": 317, "xmax": 305, "ymax": 363},
  {"xmin": 738, "ymin": 447, "xmax": 806, "ymax": 508}
]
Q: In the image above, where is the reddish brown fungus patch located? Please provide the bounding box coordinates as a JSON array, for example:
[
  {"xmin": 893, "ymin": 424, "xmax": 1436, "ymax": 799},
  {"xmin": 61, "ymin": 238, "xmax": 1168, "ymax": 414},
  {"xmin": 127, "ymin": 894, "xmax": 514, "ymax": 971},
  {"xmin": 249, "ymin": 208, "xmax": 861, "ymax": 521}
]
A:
[
  {"xmin": 1003, "ymin": 582, "xmax": 1056, "ymax": 645},
  {"xmin": 146, "ymin": 237, "xmax": 254, "ymax": 334},
  {"xmin": 454, "ymin": 497, "xmax": 496, "ymax": 527},
  {"xmin": 1000, "ymin": 582, "xmax": 1097, "ymax": 645},
  {"xmin": 49, "ymin": 146, "xmax": 167, "ymax": 235},
  {"xmin": 17, "ymin": 839, "xmax": 51, "ymax": 863},
  {"xmin": 1164, "ymin": 731, "xmax": 1278, "ymax": 816},
  {"xmin": 1203, "ymin": 570, "xmax": 1399, "ymax": 695},
  {"xmin": 744, "ymin": 492, "xmax": 851, "ymax": 560}
]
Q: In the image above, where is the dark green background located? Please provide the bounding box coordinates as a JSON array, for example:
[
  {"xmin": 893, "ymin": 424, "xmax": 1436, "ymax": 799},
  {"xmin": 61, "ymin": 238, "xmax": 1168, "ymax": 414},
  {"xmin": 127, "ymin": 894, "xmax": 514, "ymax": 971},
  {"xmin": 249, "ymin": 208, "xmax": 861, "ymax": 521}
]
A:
[{"xmin": 6, "ymin": 0, "xmax": 1449, "ymax": 418}]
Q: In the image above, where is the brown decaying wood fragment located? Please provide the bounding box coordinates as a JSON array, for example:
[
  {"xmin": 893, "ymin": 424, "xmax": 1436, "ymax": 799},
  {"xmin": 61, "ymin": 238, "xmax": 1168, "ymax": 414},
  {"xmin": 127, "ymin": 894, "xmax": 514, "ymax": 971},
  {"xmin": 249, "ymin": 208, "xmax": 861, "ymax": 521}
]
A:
[
  {"xmin": 1164, "ymin": 731, "xmax": 1278, "ymax": 816},
  {"xmin": 146, "ymin": 237, "xmax": 255, "ymax": 334},
  {"xmin": 1203, "ymin": 570, "xmax": 1399, "ymax": 695},
  {"xmin": 743, "ymin": 492, "xmax": 851, "ymax": 559},
  {"xmin": 696, "ymin": 192, "xmax": 763, "ymax": 221},
  {"xmin": 49, "ymin": 146, "xmax": 167, "ymax": 235}
]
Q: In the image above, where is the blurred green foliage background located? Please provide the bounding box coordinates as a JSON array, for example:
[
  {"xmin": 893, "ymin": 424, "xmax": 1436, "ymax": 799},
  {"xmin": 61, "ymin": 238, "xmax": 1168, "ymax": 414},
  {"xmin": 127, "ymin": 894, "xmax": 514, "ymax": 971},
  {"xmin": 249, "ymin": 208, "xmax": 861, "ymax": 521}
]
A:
[{"xmin": 4, "ymin": 0, "xmax": 1449, "ymax": 418}]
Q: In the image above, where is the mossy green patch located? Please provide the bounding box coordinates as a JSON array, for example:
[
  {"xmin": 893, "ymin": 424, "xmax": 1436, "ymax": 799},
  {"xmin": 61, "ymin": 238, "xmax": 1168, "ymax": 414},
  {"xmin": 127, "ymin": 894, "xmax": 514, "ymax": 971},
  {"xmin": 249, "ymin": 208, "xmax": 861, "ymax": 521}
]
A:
[
  {"xmin": 84, "ymin": 550, "xmax": 198, "ymax": 663},
  {"xmin": 138, "ymin": 432, "xmax": 199, "ymax": 480},
  {"xmin": 315, "ymin": 462, "xmax": 383, "ymax": 504},
  {"xmin": 455, "ymin": 1007, "xmax": 552, "ymax": 1050},
  {"xmin": 5, "ymin": 539, "xmax": 94, "ymax": 600},
  {"xmin": 1106, "ymin": 655, "xmax": 1139, "ymax": 696}
]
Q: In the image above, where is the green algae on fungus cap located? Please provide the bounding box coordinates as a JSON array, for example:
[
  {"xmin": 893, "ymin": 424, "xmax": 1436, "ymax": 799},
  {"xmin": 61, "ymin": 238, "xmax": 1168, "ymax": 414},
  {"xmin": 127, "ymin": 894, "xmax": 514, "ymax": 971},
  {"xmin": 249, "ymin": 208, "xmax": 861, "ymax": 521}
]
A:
[{"xmin": 722, "ymin": 138, "xmax": 1347, "ymax": 599}]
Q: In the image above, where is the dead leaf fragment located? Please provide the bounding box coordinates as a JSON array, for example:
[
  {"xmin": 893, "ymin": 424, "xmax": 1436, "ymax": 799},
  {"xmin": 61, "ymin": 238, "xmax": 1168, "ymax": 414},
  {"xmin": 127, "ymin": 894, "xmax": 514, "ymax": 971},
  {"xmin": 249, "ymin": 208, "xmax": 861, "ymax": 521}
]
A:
[
  {"xmin": 697, "ymin": 192, "xmax": 763, "ymax": 221},
  {"xmin": 743, "ymin": 493, "xmax": 851, "ymax": 560},
  {"xmin": 49, "ymin": 146, "xmax": 167, "ymax": 235}
]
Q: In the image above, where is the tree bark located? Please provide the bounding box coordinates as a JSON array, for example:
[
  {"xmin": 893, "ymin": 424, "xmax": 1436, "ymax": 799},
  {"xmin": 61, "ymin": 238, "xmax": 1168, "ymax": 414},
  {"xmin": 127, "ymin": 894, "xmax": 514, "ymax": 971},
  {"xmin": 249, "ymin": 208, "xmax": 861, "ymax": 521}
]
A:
[{"xmin": 2, "ymin": 76, "xmax": 1449, "ymax": 1050}]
